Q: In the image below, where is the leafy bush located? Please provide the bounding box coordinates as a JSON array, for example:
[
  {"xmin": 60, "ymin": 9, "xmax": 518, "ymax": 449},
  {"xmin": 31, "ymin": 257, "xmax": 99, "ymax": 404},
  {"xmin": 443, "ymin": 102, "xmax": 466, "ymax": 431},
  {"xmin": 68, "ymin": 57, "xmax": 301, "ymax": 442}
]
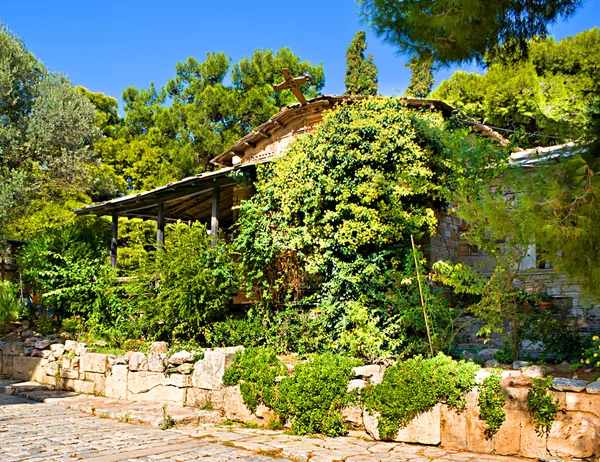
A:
[
  {"xmin": 19, "ymin": 216, "xmax": 111, "ymax": 321},
  {"xmin": 134, "ymin": 222, "xmax": 239, "ymax": 340},
  {"xmin": 478, "ymin": 371, "xmax": 506, "ymax": 438},
  {"xmin": 275, "ymin": 354, "xmax": 362, "ymax": 437},
  {"xmin": 0, "ymin": 281, "xmax": 22, "ymax": 324},
  {"xmin": 527, "ymin": 376, "xmax": 562, "ymax": 435},
  {"xmin": 493, "ymin": 342, "xmax": 514, "ymax": 364},
  {"xmin": 363, "ymin": 353, "xmax": 478, "ymax": 439},
  {"xmin": 581, "ymin": 335, "xmax": 600, "ymax": 369},
  {"xmin": 222, "ymin": 347, "xmax": 285, "ymax": 411}
]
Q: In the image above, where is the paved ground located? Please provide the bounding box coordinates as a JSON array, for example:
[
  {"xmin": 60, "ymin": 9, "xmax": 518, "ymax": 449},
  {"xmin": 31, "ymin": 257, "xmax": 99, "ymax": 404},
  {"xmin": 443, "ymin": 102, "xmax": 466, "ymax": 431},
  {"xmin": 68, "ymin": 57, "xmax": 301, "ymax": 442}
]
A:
[{"xmin": 0, "ymin": 383, "xmax": 534, "ymax": 461}]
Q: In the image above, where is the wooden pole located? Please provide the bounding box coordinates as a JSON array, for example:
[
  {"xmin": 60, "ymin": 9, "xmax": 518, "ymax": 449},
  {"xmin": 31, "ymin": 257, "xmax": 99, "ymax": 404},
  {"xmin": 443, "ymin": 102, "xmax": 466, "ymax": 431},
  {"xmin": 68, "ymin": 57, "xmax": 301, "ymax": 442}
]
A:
[
  {"xmin": 211, "ymin": 183, "xmax": 220, "ymax": 247},
  {"xmin": 157, "ymin": 202, "xmax": 165, "ymax": 250},
  {"xmin": 111, "ymin": 213, "xmax": 118, "ymax": 268},
  {"xmin": 411, "ymin": 234, "xmax": 434, "ymax": 358}
]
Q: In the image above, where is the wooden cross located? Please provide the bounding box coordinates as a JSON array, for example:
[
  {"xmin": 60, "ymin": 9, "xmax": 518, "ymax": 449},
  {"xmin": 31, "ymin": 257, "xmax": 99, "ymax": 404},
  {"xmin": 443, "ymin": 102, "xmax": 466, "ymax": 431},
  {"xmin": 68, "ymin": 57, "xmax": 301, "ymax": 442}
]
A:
[{"xmin": 273, "ymin": 68, "xmax": 311, "ymax": 106}]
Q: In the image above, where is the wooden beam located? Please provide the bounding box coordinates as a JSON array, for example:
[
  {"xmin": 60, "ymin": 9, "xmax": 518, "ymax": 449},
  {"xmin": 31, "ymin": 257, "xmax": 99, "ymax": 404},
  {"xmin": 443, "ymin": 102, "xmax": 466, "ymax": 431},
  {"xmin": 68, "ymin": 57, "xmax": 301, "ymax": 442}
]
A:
[
  {"xmin": 156, "ymin": 202, "xmax": 165, "ymax": 250},
  {"xmin": 111, "ymin": 213, "xmax": 118, "ymax": 268},
  {"xmin": 211, "ymin": 183, "xmax": 220, "ymax": 247}
]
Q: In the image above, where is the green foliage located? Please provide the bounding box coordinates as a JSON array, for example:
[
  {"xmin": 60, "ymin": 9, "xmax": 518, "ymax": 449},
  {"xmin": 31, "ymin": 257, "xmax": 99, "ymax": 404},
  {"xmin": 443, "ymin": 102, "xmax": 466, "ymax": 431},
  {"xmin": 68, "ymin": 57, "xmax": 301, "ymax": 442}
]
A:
[
  {"xmin": 580, "ymin": 335, "xmax": 600, "ymax": 370},
  {"xmin": 222, "ymin": 347, "xmax": 285, "ymax": 412},
  {"xmin": 527, "ymin": 376, "xmax": 562, "ymax": 435},
  {"xmin": 235, "ymin": 97, "xmax": 468, "ymax": 360},
  {"xmin": 359, "ymin": 0, "xmax": 582, "ymax": 66},
  {"xmin": 345, "ymin": 31, "xmax": 378, "ymax": 96},
  {"xmin": 134, "ymin": 222, "xmax": 238, "ymax": 341},
  {"xmin": 433, "ymin": 29, "xmax": 600, "ymax": 146},
  {"xmin": 493, "ymin": 343, "xmax": 515, "ymax": 365},
  {"xmin": 275, "ymin": 354, "xmax": 362, "ymax": 437},
  {"xmin": 0, "ymin": 23, "xmax": 101, "ymax": 232},
  {"xmin": 0, "ymin": 281, "xmax": 22, "ymax": 324},
  {"xmin": 363, "ymin": 353, "xmax": 478, "ymax": 440},
  {"xmin": 405, "ymin": 51, "xmax": 435, "ymax": 98},
  {"xmin": 478, "ymin": 371, "xmax": 506, "ymax": 438}
]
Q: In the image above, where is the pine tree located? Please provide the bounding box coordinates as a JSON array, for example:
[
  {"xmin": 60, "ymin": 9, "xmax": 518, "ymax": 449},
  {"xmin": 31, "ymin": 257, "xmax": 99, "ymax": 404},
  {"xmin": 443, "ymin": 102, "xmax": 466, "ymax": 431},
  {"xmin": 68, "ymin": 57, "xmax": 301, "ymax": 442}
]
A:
[{"xmin": 345, "ymin": 31, "xmax": 378, "ymax": 95}]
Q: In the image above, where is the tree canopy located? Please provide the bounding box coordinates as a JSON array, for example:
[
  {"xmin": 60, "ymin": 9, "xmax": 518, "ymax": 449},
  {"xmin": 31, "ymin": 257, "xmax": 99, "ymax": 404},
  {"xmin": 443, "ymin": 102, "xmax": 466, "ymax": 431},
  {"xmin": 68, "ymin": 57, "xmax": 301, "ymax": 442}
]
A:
[
  {"xmin": 359, "ymin": 0, "xmax": 583, "ymax": 66},
  {"xmin": 345, "ymin": 31, "xmax": 378, "ymax": 95}
]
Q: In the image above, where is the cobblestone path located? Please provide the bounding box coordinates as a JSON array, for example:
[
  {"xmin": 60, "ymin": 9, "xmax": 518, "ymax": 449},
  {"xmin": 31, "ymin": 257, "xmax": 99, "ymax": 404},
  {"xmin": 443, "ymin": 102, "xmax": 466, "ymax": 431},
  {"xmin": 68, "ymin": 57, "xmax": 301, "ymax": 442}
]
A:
[{"xmin": 0, "ymin": 391, "xmax": 533, "ymax": 461}]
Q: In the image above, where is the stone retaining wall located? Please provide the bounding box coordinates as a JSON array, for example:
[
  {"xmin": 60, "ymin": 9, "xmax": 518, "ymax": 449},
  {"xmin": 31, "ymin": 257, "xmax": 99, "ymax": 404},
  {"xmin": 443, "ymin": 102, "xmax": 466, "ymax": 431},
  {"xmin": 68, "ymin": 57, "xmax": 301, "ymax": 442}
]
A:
[{"xmin": 1, "ymin": 339, "xmax": 599, "ymax": 460}]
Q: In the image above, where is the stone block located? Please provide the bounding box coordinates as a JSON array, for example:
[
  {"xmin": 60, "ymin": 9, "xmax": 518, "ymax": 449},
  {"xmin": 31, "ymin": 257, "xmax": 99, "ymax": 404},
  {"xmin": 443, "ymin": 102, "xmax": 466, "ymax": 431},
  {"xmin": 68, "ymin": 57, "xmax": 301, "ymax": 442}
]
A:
[
  {"xmin": 127, "ymin": 371, "xmax": 187, "ymax": 404},
  {"xmin": 168, "ymin": 350, "xmax": 194, "ymax": 365},
  {"xmin": 493, "ymin": 409, "xmax": 523, "ymax": 456},
  {"xmin": 186, "ymin": 387, "xmax": 212, "ymax": 408},
  {"xmin": 60, "ymin": 368, "xmax": 79, "ymax": 380},
  {"xmin": 519, "ymin": 410, "xmax": 549, "ymax": 459},
  {"xmin": 222, "ymin": 385, "xmax": 253, "ymax": 422},
  {"xmin": 503, "ymin": 386, "xmax": 529, "ymax": 412},
  {"xmin": 83, "ymin": 353, "xmax": 109, "ymax": 374},
  {"xmin": 395, "ymin": 404, "xmax": 442, "ymax": 445},
  {"xmin": 85, "ymin": 372, "xmax": 106, "ymax": 395},
  {"xmin": 128, "ymin": 352, "xmax": 148, "ymax": 371},
  {"xmin": 150, "ymin": 341, "xmax": 169, "ymax": 354},
  {"xmin": 465, "ymin": 406, "xmax": 494, "ymax": 454},
  {"xmin": 564, "ymin": 391, "xmax": 600, "ymax": 418},
  {"xmin": 441, "ymin": 405, "xmax": 467, "ymax": 450},
  {"xmin": 341, "ymin": 405, "xmax": 364, "ymax": 430},
  {"xmin": 192, "ymin": 346, "xmax": 243, "ymax": 390},
  {"xmin": 148, "ymin": 352, "xmax": 167, "ymax": 372},
  {"xmin": 73, "ymin": 379, "xmax": 95, "ymax": 395},
  {"xmin": 547, "ymin": 412, "xmax": 600, "ymax": 459},
  {"xmin": 2, "ymin": 342, "xmax": 24, "ymax": 355},
  {"xmin": 552, "ymin": 377, "xmax": 588, "ymax": 392},
  {"xmin": 105, "ymin": 364, "xmax": 128, "ymax": 400},
  {"xmin": 45, "ymin": 361, "xmax": 60, "ymax": 377},
  {"xmin": 12, "ymin": 356, "xmax": 46, "ymax": 382}
]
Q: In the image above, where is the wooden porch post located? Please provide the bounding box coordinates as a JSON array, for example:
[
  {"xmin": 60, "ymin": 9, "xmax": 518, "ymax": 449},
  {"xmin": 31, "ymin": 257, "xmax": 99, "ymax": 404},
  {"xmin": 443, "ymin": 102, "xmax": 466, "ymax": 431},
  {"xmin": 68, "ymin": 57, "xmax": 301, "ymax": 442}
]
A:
[
  {"xmin": 157, "ymin": 202, "xmax": 165, "ymax": 250},
  {"xmin": 111, "ymin": 213, "xmax": 118, "ymax": 268},
  {"xmin": 211, "ymin": 183, "xmax": 220, "ymax": 247}
]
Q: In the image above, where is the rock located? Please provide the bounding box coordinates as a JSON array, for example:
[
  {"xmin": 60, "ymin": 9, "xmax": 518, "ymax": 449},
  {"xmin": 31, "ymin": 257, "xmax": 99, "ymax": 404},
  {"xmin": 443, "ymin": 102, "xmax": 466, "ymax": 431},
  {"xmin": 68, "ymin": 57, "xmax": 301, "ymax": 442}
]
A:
[
  {"xmin": 512, "ymin": 360, "xmax": 530, "ymax": 369},
  {"xmin": 347, "ymin": 379, "xmax": 368, "ymax": 392},
  {"xmin": 50, "ymin": 344, "xmax": 64, "ymax": 356},
  {"xmin": 556, "ymin": 361, "xmax": 571, "ymax": 372},
  {"xmin": 148, "ymin": 352, "xmax": 167, "ymax": 372},
  {"xmin": 478, "ymin": 349, "xmax": 499, "ymax": 361},
  {"xmin": 275, "ymin": 375, "xmax": 286, "ymax": 383},
  {"xmin": 192, "ymin": 346, "xmax": 243, "ymax": 390},
  {"xmin": 552, "ymin": 377, "xmax": 588, "ymax": 392},
  {"xmin": 177, "ymin": 363, "xmax": 194, "ymax": 374},
  {"xmin": 353, "ymin": 364, "xmax": 380, "ymax": 378},
  {"xmin": 83, "ymin": 353, "xmax": 109, "ymax": 374},
  {"xmin": 547, "ymin": 412, "xmax": 599, "ymax": 459},
  {"xmin": 75, "ymin": 343, "xmax": 88, "ymax": 356},
  {"xmin": 93, "ymin": 340, "xmax": 108, "ymax": 347},
  {"xmin": 128, "ymin": 352, "xmax": 149, "ymax": 371},
  {"xmin": 586, "ymin": 382, "xmax": 600, "ymax": 394},
  {"xmin": 64, "ymin": 340, "xmax": 78, "ymax": 351},
  {"xmin": 150, "ymin": 341, "xmax": 169, "ymax": 354},
  {"xmin": 222, "ymin": 385, "xmax": 254, "ymax": 422},
  {"xmin": 114, "ymin": 356, "xmax": 128, "ymax": 365},
  {"xmin": 20, "ymin": 330, "xmax": 33, "ymax": 339},
  {"xmin": 24, "ymin": 337, "xmax": 38, "ymax": 348},
  {"xmin": 30, "ymin": 348, "xmax": 42, "ymax": 357},
  {"xmin": 41, "ymin": 350, "xmax": 53, "ymax": 359},
  {"xmin": 523, "ymin": 365, "xmax": 546, "ymax": 379},
  {"xmin": 168, "ymin": 350, "xmax": 194, "ymax": 365},
  {"xmin": 45, "ymin": 361, "xmax": 60, "ymax": 376},
  {"xmin": 475, "ymin": 369, "xmax": 492, "ymax": 384},
  {"xmin": 23, "ymin": 347, "xmax": 32, "ymax": 356},
  {"xmin": 484, "ymin": 359, "xmax": 499, "ymax": 368},
  {"xmin": 2, "ymin": 341, "xmax": 24, "ymax": 355},
  {"xmin": 34, "ymin": 339, "xmax": 51, "ymax": 350},
  {"xmin": 341, "ymin": 405, "xmax": 364, "ymax": 430}
]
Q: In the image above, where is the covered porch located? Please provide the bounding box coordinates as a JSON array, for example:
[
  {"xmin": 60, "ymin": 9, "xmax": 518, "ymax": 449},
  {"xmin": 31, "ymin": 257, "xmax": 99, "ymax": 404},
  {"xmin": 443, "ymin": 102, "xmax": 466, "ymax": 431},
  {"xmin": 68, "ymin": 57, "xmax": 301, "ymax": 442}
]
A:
[{"xmin": 74, "ymin": 164, "xmax": 255, "ymax": 267}]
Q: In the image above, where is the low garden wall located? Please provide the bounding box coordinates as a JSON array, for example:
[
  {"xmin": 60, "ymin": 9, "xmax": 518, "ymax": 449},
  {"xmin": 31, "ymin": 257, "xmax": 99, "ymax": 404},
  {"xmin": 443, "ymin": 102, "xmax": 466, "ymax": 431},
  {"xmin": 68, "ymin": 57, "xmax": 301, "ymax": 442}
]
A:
[{"xmin": 1, "ymin": 336, "xmax": 599, "ymax": 460}]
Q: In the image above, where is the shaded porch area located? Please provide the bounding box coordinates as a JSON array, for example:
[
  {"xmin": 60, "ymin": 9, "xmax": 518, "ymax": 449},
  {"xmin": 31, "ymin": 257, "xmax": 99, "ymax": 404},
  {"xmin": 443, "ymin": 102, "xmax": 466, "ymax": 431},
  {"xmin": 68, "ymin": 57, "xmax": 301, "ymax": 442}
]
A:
[{"xmin": 74, "ymin": 165, "xmax": 255, "ymax": 267}]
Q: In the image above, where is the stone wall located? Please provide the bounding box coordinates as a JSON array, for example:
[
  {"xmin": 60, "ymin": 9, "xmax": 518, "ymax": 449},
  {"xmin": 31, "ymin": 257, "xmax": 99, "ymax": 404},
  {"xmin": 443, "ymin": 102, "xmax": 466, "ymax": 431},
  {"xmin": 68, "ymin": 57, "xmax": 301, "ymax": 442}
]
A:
[{"xmin": 2, "ymin": 338, "xmax": 599, "ymax": 460}]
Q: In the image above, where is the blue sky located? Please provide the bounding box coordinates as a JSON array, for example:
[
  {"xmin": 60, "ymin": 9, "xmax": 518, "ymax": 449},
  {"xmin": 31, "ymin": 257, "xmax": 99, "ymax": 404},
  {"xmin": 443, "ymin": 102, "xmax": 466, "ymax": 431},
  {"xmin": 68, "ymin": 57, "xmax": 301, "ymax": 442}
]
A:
[{"xmin": 1, "ymin": 1, "xmax": 598, "ymax": 109}]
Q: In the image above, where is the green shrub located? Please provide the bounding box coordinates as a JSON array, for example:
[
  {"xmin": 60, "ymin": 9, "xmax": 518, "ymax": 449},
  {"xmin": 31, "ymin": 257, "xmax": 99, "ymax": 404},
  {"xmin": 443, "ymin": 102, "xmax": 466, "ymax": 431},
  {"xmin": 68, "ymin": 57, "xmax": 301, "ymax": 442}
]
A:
[
  {"xmin": 478, "ymin": 371, "xmax": 506, "ymax": 438},
  {"xmin": 363, "ymin": 353, "xmax": 478, "ymax": 440},
  {"xmin": 0, "ymin": 281, "xmax": 22, "ymax": 324},
  {"xmin": 527, "ymin": 376, "xmax": 562, "ymax": 435},
  {"xmin": 222, "ymin": 347, "xmax": 285, "ymax": 412},
  {"xmin": 581, "ymin": 335, "xmax": 600, "ymax": 369},
  {"xmin": 275, "ymin": 354, "xmax": 362, "ymax": 437},
  {"xmin": 135, "ymin": 222, "xmax": 239, "ymax": 341},
  {"xmin": 493, "ymin": 342, "xmax": 514, "ymax": 364}
]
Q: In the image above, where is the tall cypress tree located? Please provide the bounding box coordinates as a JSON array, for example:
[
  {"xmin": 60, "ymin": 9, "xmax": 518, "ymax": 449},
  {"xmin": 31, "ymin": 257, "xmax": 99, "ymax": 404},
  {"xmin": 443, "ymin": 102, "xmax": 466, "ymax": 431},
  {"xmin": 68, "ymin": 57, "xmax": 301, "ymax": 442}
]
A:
[
  {"xmin": 405, "ymin": 51, "xmax": 435, "ymax": 98},
  {"xmin": 345, "ymin": 31, "xmax": 378, "ymax": 96}
]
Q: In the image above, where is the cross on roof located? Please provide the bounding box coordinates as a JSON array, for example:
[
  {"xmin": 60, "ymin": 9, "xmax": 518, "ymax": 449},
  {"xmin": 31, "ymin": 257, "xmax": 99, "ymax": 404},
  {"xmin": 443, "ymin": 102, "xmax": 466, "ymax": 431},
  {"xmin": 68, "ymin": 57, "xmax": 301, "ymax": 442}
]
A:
[{"xmin": 273, "ymin": 68, "xmax": 311, "ymax": 106}]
